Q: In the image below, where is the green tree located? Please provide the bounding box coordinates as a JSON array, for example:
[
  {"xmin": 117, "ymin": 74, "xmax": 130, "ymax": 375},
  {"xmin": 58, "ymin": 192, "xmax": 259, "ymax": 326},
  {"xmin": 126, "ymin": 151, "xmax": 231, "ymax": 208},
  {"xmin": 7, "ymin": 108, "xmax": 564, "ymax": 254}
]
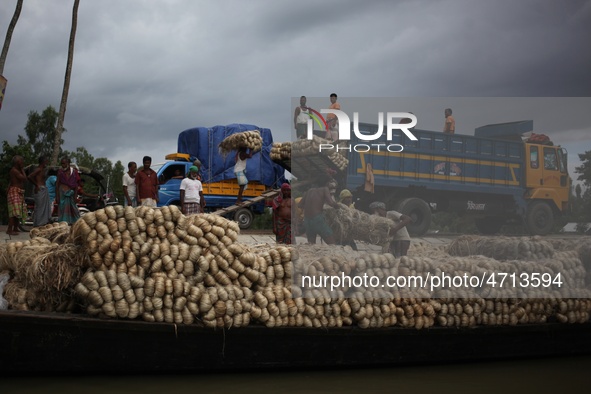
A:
[
  {"xmin": 110, "ymin": 160, "xmax": 125, "ymax": 203},
  {"xmin": 22, "ymin": 106, "xmax": 65, "ymax": 159},
  {"xmin": 66, "ymin": 146, "xmax": 94, "ymax": 168},
  {"xmin": 575, "ymin": 151, "xmax": 591, "ymax": 188},
  {"xmin": 574, "ymin": 151, "xmax": 591, "ymax": 228}
]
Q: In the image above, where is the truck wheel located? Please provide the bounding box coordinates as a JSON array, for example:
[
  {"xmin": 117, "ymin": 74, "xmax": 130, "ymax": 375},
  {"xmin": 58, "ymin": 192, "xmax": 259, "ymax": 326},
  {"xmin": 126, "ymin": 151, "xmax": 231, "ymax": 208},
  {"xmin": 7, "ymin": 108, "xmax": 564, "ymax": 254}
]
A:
[
  {"xmin": 526, "ymin": 201, "xmax": 554, "ymax": 235},
  {"xmin": 475, "ymin": 217, "xmax": 504, "ymax": 235},
  {"xmin": 234, "ymin": 208, "xmax": 254, "ymax": 230},
  {"xmin": 396, "ymin": 198, "xmax": 431, "ymax": 236}
]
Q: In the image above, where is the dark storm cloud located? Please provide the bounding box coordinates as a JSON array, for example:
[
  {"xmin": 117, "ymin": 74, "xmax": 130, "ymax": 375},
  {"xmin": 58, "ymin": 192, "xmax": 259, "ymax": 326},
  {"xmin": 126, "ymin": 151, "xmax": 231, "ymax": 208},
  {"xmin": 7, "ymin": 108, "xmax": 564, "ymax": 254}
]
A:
[{"xmin": 0, "ymin": 0, "xmax": 589, "ymax": 171}]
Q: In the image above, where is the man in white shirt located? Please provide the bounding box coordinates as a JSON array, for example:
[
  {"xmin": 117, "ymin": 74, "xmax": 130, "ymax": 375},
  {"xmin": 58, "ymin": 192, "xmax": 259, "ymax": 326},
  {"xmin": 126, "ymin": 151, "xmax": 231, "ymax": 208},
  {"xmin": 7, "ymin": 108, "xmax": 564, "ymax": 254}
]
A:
[
  {"xmin": 122, "ymin": 161, "xmax": 137, "ymax": 207},
  {"xmin": 234, "ymin": 147, "xmax": 253, "ymax": 205},
  {"xmin": 180, "ymin": 166, "xmax": 205, "ymax": 215}
]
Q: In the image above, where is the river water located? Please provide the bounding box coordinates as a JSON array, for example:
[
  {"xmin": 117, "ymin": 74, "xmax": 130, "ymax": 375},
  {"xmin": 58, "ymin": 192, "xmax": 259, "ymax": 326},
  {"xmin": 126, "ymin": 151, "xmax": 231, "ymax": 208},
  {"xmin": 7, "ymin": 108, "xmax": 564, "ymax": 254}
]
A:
[{"xmin": 1, "ymin": 355, "xmax": 589, "ymax": 393}]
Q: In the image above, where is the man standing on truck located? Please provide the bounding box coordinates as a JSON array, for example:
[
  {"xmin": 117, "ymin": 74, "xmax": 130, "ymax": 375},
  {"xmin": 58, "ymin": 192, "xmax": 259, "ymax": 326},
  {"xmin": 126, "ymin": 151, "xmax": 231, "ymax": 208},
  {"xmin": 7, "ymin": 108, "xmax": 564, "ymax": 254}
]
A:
[
  {"xmin": 234, "ymin": 147, "xmax": 253, "ymax": 205},
  {"xmin": 327, "ymin": 93, "xmax": 341, "ymax": 141},
  {"xmin": 369, "ymin": 201, "xmax": 413, "ymax": 257},
  {"xmin": 294, "ymin": 96, "xmax": 310, "ymax": 140},
  {"xmin": 443, "ymin": 108, "xmax": 455, "ymax": 134},
  {"xmin": 180, "ymin": 166, "xmax": 205, "ymax": 215},
  {"xmin": 135, "ymin": 156, "xmax": 159, "ymax": 208}
]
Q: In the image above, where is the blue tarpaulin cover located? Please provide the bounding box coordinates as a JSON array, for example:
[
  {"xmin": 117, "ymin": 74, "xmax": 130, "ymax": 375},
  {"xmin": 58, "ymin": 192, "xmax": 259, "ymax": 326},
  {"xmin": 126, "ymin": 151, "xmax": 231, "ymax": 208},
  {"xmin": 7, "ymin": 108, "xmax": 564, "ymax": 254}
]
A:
[{"xmin": 177, "ymin": 124, "xmax": 285, "ymax": 187}]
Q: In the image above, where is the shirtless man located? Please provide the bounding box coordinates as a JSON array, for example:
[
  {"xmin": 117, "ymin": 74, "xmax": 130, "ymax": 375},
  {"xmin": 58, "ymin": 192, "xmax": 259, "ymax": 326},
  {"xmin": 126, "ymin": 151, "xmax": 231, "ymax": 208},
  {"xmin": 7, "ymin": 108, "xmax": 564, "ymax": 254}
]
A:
[
  {"xmin": 300, "ymin": 179, "xmax": 341, "ymax": 244},
  {"xmin": 443, "ymin": 108, "xmax": 455, "ymax": 134},
  {"xmin": 6, "ymin": 155, "xmax": 27, "ymax": 235},
  {"xmin": 27, "ymin": 155, "xmax": 51, "ymax": 227},
  {"xmin": 272, "ymin": 183, "xmax": 293, "ymax": 244}
]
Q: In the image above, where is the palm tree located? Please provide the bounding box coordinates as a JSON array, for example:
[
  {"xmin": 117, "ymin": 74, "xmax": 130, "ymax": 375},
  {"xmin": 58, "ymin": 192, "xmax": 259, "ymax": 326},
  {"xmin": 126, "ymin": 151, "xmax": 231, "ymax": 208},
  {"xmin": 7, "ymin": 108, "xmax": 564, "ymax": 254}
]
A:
[
  {"xmin": 0, "ymin": 0, "xmax": 24, "ymax": 110},
  {"xmin": 51, "ymin": 0, "xmax": 80, "ymax": 166}
]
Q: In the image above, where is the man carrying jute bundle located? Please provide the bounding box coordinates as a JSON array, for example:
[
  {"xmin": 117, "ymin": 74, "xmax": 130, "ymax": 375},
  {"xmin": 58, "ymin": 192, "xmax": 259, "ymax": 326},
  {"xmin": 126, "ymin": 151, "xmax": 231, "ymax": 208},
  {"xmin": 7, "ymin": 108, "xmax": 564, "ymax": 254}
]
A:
[
  {"xmin": 300, "ymin": 179, "xmax": 342, "ymax": 244},
  {"xmin": 369, "ymin": 201, "xmax": 413, "ymax": 257}
]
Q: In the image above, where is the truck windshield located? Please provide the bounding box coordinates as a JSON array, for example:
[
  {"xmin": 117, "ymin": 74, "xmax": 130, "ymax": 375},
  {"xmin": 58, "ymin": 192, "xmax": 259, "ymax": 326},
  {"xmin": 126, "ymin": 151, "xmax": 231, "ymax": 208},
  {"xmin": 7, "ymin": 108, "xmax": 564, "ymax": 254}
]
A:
[{"xmin": 150, "ymin": 163, "xmax": 164, "ymax": 173}]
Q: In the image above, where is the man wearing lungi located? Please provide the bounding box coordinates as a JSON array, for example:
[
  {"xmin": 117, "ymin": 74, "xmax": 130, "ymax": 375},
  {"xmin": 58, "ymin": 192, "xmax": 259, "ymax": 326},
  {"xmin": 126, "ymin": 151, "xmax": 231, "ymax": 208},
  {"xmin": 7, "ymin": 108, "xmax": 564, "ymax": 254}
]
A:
[
  {"xmin": 6, "ymin": 155, "xmax": 27, "ymax": 235},
  {"xmin": 27, "ymin": 155, "xmax": 51, "ymax": 227},
  {"xmin": 272, "ymin": 183, "xmax": 293, "ymax": 244},
  {"xmin": 180, "ymin": 166, "xmax": 205, "ymax": 215}
]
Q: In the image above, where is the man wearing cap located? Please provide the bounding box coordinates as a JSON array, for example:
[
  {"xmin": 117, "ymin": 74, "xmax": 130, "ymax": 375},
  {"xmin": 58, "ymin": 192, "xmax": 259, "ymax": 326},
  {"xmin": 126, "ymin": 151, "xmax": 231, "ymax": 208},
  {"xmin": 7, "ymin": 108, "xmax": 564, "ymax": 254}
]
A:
[
  {"xmin": 180, "ymin": 166, "xmax": 205, "ymax": 215},
  {"xmin": 272, "ymin": 183, "xmax": 292, "ymax": 244},
  {"xmin": 369, "ymin": 201, "xmax": 413, "ymax": 257},
  {"xmin": 338, "ymin": 189, "xmax": 354, "ymax": 208}
]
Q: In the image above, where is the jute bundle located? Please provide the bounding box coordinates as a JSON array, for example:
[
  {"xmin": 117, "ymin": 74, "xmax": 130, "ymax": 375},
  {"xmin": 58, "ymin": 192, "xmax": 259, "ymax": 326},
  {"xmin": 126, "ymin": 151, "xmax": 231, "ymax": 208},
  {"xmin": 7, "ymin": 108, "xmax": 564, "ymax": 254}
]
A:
[
  {"xmin": 270, "ymin": 142, "xmax": 291, "ymax": 161},
  {"xmin": 76, "ymin": 270, "xmax": 147, "ymax": 320},
  {"xmin": 15, "ymin": 243, "xmax": 88, "ymax": 293},
  {"xmin": 291, "ymin": 136, "xmax": 349, "ymax": 171},
  {"xmin": 324, "ymin": 204, "xmax": 392, "ymax": 246},
  {"xmin": 30, "ymin": 222, "xmax": 70, "ymax": 244},
  {"xmin": 0, "ymin": 238, "xmax": 52, "ymax": 272},
  {"xmin": 3, "ymin": 278, "xmax": 77, "ymax": 312},
  {"xmin": 447, "ymin": 235, "xmax": 555, "ymax": 261},
  {"xmin": 218, "ymin": 130, "xmax": 263, "ymax": 155}
]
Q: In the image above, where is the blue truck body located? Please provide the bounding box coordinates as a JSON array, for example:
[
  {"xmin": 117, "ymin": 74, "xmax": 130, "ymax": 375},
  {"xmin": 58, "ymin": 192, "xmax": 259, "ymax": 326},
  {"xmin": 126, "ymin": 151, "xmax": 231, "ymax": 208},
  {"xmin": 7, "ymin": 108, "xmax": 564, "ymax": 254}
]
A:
[{"xmin": 153, "ymin": 124, "xmax": 285, "ymax": 228}]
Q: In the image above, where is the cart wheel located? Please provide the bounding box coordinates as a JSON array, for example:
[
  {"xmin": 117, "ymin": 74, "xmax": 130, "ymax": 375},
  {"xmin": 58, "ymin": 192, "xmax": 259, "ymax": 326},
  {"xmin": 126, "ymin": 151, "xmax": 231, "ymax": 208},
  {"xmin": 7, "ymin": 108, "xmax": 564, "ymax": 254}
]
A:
[{"xmin": 234, "ymin": 208, "xmax": 254, "ymax": 230}]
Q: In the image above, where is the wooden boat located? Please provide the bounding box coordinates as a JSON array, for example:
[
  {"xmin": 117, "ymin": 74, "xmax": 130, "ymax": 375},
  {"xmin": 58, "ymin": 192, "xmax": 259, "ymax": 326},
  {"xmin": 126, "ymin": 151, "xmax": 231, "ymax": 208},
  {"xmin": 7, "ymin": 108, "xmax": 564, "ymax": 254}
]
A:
[{"xmin": 1, "ymin": 309, "xmax": 591, "ymax": 375}]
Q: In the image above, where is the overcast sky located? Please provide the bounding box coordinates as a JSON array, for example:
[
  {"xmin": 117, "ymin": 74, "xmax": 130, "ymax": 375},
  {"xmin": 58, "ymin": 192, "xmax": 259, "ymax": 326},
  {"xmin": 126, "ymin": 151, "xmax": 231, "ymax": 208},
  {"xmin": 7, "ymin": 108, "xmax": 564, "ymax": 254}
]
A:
[{"xmin": 0, "ymin": 0, "xmax": 590, "ymax": 181}]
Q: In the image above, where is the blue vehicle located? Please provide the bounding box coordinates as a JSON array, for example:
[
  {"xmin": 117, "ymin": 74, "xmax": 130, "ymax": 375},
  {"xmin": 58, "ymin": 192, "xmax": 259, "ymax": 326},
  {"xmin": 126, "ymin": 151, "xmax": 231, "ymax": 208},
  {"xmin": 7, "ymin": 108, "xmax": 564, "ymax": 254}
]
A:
[
  {"xmin": 153, "ymin": 123, "xmax": 285, "ymax": 229},
  {"xmin": 152, "ymin": 154, "xmax": 268, "ymax": 229}
]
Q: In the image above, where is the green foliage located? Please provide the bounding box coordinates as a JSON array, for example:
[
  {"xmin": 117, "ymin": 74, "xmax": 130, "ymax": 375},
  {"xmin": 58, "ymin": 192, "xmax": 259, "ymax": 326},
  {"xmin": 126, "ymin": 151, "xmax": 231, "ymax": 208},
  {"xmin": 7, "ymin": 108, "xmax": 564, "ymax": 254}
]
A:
[
  {"xmin": 23, "ymin": 106, "xmax": 65, "ymax": 160},
  {"xmin": 575, "ymin": 151, "xmax": 591, "ymax": 187},
  {"xmin": 252, "ymin": 207, "xmax": 273, "ymax": 230},
  {"xmin": 574, "ymin": 150, "xmax": 591, "ymax": 224}
]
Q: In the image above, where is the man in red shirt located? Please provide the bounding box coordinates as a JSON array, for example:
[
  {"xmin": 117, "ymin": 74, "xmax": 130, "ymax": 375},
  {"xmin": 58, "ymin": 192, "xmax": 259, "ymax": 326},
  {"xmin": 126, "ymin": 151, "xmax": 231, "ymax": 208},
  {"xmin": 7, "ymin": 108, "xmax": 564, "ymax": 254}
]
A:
[{"xmin": 135, "ymin": 156, "xmax": 159, "ymax": 207}]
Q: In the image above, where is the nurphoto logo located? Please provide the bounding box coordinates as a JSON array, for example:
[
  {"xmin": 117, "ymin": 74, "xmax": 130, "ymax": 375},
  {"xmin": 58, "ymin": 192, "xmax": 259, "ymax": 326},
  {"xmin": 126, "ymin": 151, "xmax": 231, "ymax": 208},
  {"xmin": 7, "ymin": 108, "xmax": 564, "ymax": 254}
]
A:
[{"xmin": 306, "ymin": 109, "xmax": 418, "ymax": 153}]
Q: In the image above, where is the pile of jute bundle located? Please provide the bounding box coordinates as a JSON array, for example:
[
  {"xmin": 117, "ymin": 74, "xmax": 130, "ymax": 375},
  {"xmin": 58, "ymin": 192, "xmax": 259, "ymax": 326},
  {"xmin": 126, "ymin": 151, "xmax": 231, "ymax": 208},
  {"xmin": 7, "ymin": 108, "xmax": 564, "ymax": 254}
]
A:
[
  {"xmin": 218, "ymin": 130, "xmax": 262, "ymax": 155},
  {"xmin": 2, "ymin": 207, "xmax": 590, "ymax": 329},
  {"xmin": 323, "ymin": 204, "xmax": 393, "ymax": 246},
  {"xmin": 291, "ymin": 136, "xmax": 349, "ymax": 171},
  {"xmin": 30, "ymin": 221, "xmax": 70, "ymax": 244},
  {"xmin": 64, "ymin": 205, "xmax": 300, "ymax": 327},
  {"xmin": 447, "ymin": 235, "xmax": 555, "ymax": 260},
  {"xmin": 291, "ymin": 244, "xmax": 591, "ymax": 328},
  {"xmin": 270, "ymin": 142, "xmax": 291, "ymax": 161},
  {"xmin": 0, "ymin": 237, "xmax": 87, "ymax": 312}
]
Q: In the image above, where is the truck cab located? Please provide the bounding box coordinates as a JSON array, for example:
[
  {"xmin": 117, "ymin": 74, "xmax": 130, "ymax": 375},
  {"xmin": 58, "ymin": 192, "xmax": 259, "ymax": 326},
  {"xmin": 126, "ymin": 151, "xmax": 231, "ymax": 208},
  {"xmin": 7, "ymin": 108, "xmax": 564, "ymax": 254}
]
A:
[{"xmin": 152, "ymin": 153, "xmax": 266, "ymax": 229}]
